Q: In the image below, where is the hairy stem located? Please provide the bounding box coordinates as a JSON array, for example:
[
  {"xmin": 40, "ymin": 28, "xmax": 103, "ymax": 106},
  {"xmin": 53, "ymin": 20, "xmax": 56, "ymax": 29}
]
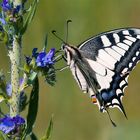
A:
[
  {"xmin": 9, "ymin": 36, "xmax": 21, "ymax": 117},
  {"xmin": 7, "ymin": 0, "xmax": 23, "ymax": 117}
]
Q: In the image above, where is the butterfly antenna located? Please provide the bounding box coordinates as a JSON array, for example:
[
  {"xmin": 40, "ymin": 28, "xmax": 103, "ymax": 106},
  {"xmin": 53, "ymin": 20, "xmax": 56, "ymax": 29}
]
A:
[
  {"xmin": 66, "ymin": 19, "xmax": 72, "ymax": 43},
  {"xmin": 106, "ymin": 109, "xmax": 117, "ymax": 127},
  {"xmin": 52, "ymin": 30, "xmax": 66, "ymax": 43}
]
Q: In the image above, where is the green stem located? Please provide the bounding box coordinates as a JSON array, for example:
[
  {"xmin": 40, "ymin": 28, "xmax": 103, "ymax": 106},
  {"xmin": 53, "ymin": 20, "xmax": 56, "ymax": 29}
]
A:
[
  {"xmin": 8, "ymin": 0, "xmax": 23, "ymax": 117},
  {"xmin": 9, "ymin": 36, "xmax": 21, "ymax": 117}
]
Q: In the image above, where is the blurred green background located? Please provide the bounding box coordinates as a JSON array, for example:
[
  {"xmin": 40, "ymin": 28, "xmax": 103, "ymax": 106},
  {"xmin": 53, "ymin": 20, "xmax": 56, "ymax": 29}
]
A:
[{"xmin": 1, "ymin": 0, "xmax": 140, "ymax": 139}]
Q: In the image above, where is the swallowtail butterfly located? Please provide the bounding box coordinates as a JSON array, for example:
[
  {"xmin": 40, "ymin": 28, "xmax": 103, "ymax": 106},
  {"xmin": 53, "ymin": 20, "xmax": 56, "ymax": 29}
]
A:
[{"xmin": 54, "ymin": 27, "xmax": 140, "ymax": 126}]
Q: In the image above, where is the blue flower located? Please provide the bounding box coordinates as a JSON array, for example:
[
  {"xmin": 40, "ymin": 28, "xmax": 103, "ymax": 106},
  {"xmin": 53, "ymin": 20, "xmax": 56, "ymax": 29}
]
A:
[
  {"xmin": 36, "ymin": 48, "xmax": 55, "ymax": 67},
  {"xmin": 0, "ymin": 18, "xmax": 6, "ymax": 25},
  {"xmin": 44, "ymin": 48, "xmax": 56, "ymax": 64},
  {"xmin": 1, "ymin": 0, "xmax": 11, "ymax": 11},
  {"xmin": 1, "ymin": 0, "xmax": 21, "ymax": 14},
  {"xmin": 6, "ymin": 79, "xmax": 24, "ymax": 96},
  {"xmin": 13, "ymin": 5, "xmax": 21, "ymax": 14},
  {"xmin": 6, "ymin": 83, "xmax": 12, "ymax": 96},
  {"xmin": 12, "ymin": 115, "xmax": 25, "ymax": 125},
  {"xmin": 32, "ymin": 48, "xmax": 39, "ymax": 58},
  {"xmin": 0, "ymin": 115, "xmax": 25, "ymax": 134}
]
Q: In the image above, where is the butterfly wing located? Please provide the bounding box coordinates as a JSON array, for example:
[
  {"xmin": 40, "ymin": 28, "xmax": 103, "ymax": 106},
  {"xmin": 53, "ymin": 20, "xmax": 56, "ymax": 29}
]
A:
[{"xmin": 78, "ymin": 28, "xmax": 140, "ymax": 115}]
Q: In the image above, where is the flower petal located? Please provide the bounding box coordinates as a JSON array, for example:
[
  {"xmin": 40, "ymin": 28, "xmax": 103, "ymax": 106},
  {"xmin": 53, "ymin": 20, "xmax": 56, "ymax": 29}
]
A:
[
  {"xmin": 6, "ymin": 83, "xmax": 12, "ymax": 96},
  {"xmin": 44, "ymin": 48, "xmax": 55, "ymax": 64},
  {"xmin": 12, "ymin": 115, "xmax": 25, "ymax": 125},
  {"xmin": 0, "ymin": 18, "xmax": 6, "ymax": 25},
  {"xmin": 0, "ymin": 116, "xmax": 15, "ymax": 134},
  {"xmin": 0, "ymin": 115, "xmax": 25, "ymax": 134},
  {"xmin": 36, "ymin": 52, "xmax": 47, "ymax": 67},
  {"xmin": 46, "ymin": 48, "xmax": 55, "ymax": 59},
  {"xmin": 1, "ymin": 0, "xmax": 11, "ymax": 11},
  {"xmin": 32, "ymin": 48, "xmax": 38, "ymax": 58}
]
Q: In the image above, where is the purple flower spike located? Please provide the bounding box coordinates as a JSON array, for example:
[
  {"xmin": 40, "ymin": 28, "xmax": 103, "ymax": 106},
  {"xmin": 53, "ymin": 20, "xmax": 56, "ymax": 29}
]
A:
[{"xmin": 0, "ymin": 115, "xmax": 25, "ymax": 134}]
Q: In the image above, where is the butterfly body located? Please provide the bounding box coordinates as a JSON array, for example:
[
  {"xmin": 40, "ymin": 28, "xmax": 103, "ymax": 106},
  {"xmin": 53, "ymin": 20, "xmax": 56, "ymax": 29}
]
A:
[{"xmin": 62, "ymin": 28, "xmax": 140, "ymax": 117}]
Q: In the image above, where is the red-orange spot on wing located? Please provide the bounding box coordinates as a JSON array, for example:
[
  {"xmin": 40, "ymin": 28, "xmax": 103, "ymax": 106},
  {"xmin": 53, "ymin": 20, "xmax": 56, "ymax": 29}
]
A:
[{"xmin": 92, "ymin": 96, "xmax": 97, "ymax": 104}]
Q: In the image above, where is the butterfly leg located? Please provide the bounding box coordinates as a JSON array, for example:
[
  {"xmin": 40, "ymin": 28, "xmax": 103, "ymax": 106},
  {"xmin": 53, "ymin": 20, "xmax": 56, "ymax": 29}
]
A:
[
  {"xmin": 53, "ymin": 54, "xmax": 63, "ymax": 62},
  {"xmin": 106, "ymin": 109, "xmax": 117, "ymax": 127},
  {"xmin": 55, "ymin": 66, "xmax": 69, "ymax": 72}
]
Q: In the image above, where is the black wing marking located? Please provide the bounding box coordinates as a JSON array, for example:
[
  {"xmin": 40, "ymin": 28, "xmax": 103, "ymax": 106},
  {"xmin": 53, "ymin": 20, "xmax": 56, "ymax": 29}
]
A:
[{"xmin": 78, "ymin": 28, "xmax": 140, "ymax": 115}]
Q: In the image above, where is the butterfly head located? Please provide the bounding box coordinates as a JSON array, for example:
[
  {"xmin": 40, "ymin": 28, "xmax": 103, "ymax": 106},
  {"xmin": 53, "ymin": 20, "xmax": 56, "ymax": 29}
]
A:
[
  {"xmin": 61, "ymin": 43, "xmax": 79, "ymax": 66},
  {"xmin": 61, "ymin": 43, "xmax": 76, "ymax": 54}
]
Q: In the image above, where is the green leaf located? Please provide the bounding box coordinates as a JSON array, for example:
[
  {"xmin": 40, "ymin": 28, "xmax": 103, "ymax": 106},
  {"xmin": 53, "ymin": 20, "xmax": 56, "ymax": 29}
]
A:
[
  {"xmin": 30, "ymin": 58, "xmax": 36, "ymax": 69},
  {"xmin": 0, "ymin": 71, "xmax": 6, "ymax": 92},
  {"xmin": 0, "ymin": 31, "xmax": 8, "ymax": 44},
  {"xmin": 40, "ymin": 116, "xmax": 53, "ymax": 140},
  {"xmin": 24, "ymin": 77, "xmax": 39, "ymax": 138},
  {"xmin": 0, "ymin": 95, "xmax": 5, "ymax": 103},
  {"xmin": 0, "ymin": 71, "xmax": 9, "ymax": 99},
  {"xmin": 0, "ymin": 131, "xmax": 10, "ymax": 140},
  {"xmin": 43, "ymin": 34, "xmax": 48, "ymax": 51},
  {"xmin": 23, "ymin": 63, "xmax": 31, "ymax": 73},
  {"xmin": 28, "ymin": 71, "xmax": 37, "ymax": 85},
  {"xmin": 21, "ymin": 0, "xmax": 39, "ymax": 34},
  {"xmin": 30, "ymin": 132, "xmax": 38, "ymax": 140},
  {"xmin": 0, "ymin": 0, "xmax": 2, "ymax": 13},
  {"xmin": 46, "ymin": 116, "xmax": 53, "ymax": 140}
]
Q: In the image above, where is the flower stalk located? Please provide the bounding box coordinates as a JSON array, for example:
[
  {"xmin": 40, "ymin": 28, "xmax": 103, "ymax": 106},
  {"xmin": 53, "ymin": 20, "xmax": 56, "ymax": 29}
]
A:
[
  {"xmin": 8, "ymin": 0, "xmax": 23, "ymax": 117},
  {"xmin": 9, "ymin": 35, "xmax": 21, "ymax": 117}
]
